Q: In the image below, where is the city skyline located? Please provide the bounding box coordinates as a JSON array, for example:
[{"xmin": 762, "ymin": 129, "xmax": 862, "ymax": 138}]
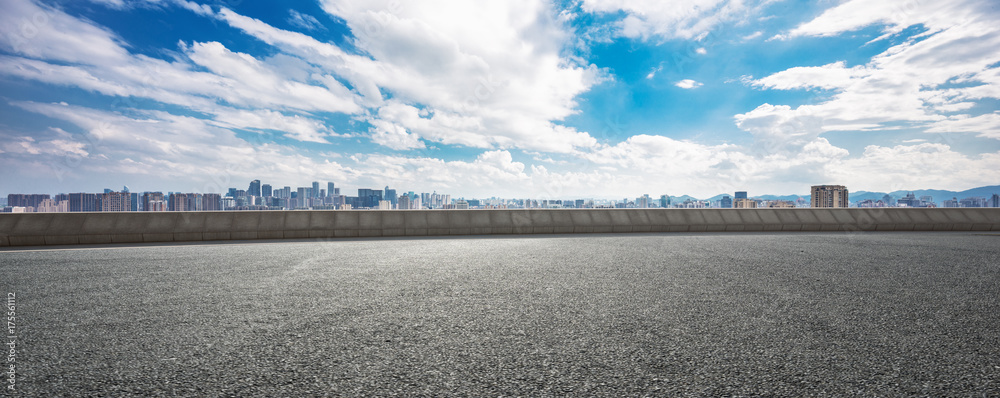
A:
[
  {"xmin": 5, "ymin": 180, "xmax": 1000, "ymax": 211},
  {"xmin": 2, "ymin": 0, "xmax": 1000, "ymax": 198}
]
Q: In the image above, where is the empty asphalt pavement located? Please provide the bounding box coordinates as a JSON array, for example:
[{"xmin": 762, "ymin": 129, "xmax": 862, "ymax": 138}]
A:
[{"xmin": 1, "ymin": 232, "xmax": 999, "ymax": 396}]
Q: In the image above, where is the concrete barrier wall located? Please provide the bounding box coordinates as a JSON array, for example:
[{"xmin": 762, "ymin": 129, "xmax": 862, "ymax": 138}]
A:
[{"xmin": 1, "ymin": 208, "xmax": 999, "ymax": 247}]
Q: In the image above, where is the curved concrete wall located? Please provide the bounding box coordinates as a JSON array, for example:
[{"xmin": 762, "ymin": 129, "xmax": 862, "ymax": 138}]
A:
[{"xmin": 1, "ymin": 208, "xmax": 999, "ymax": 247}]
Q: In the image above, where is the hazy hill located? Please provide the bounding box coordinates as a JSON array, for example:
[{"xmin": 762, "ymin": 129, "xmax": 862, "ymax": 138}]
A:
[
  {"xmin": 659, "ymin": 185, "xmax": 999, "ymax": 204},
  {"xmin": 852, "ymin": 185, "xmax": 1000, "ymax": 204}
]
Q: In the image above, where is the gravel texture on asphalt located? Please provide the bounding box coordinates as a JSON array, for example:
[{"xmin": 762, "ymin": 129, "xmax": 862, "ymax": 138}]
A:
[{"xmin": 1, "ymin": 232, "xmax": 999, "ymax": 396}]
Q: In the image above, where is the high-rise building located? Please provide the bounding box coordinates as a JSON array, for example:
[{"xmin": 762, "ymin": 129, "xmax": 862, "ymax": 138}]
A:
[
  {"xmin": 768, "ymin": 200, "xmax": 795, "ymax": 208},
  {"xmin": 198, "ymin": 194, "xmax": 213, "ymax": 210},
  {"xmin": 659, "ymin": 195, "xmax": 670, "ymax": 208},
  {"xmin": 959, "ymin": 197, "xmax": 988, "ymax": 208},
  {"xmin": 249, "ymin": 180, "xmax": 261, "ymax": 197},
  {"xmin": 202, "ymin": 194, "xmax": 221, "ymax": 210},
  {"xmin": 168, "ymin": 193, "xmax": 189, "ymax": 211},
  {"xmin": 312, "ymin": 182, "xmax": 320, "ymax": 198},
  {"xmin": 920, "ymin": 195, "xmax": 935, "ymax": 207},
  {"xmin": 69, "ymin": 193, "xmax": 98, "ymax": 212},
  {"xmin": 897, "ymin": 192, "xmax": 920, "ymax": 207},
  {"xmin": 36, "ymin": 198, "xmax": 69, "ymax": 212},
  {"xmin": 143, "ymin": 192, "xmax": 166, "ymax": 211},
  {"xmin": 327, "ymin": 182, "xmax": 335, "ymax": 197},
  {"xmin": 233, "ymin": 190, "xmax": 248, "ymax": 206},
  {"xmin": 735, "ymin": 191, "xmax": 748, "ymax": 200},
  {"xmin": 385, "ymin": 187, "xmax": 397, "ymax": 208},
  {"xmin": 98, "ymin": 191, "xmax": 132, "ymax": 212},
  {"xmin": 398, "ymin": 194, "xmax": 411, "ymax": 210},
  {"xmin": 183, "ymin": 193, "xmax": 203, "ymax": 211},
  {"xmin": 811, "ymin": 185, "xmax": 849, "ymax": 208},
  {"xmin": 358, "ymin": 188, "xmax": 383, "ymax": 208},
  {"xmin": 261, "ymin": 184, "xmax": 272, "ymax": 197},
  {"xmin": 272, "ymin": 187, "xmax": 291, "ymax": 199},
  {"xmin": 128, "ymin": 192, "xmax": 140, "ymax": 211},
  {"xmin": 720, "ymin": 195, "xmax": 732, "ymax": 208},
  {"xmin": 992, "ymin": 193, "xmax": 1000, "ymax": 208},
  {"xmin": 296, "ymin": 187, "xmax": 310, "ymax": 208},
  {"xmin": 734, "ymin": 198, "xmax": 757, "ymax": 208},
  {"xmin": 636, "ymin": 194, "xmax": 651, "ymax": 208},
  {"xmin": 7, "ymin": 194, "xmax": 50, "ymax": 209}
]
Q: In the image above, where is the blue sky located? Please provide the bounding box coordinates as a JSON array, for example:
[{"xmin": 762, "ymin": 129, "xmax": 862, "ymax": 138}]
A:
[{"xmin": 1, "ymin": 0, "xmax": 999, "ymax": 199}]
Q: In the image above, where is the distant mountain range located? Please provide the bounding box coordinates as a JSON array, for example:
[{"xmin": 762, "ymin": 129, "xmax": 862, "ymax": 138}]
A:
[
  {"xmin": 850, "ymin": 185, "xmax": 1000, "ymax": 204},
  {"xmin": 671, "ymin": 185, "xmax": 1000, "ymax": 204}
]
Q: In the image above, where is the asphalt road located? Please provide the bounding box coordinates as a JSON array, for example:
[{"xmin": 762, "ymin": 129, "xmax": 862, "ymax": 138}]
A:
[{"xmin": 2, "ymin": 232, "xmax": 999, "ymax": 396}]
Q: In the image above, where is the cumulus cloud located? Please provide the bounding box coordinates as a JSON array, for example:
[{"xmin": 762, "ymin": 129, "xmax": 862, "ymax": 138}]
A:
[
  {"xmin": 6, "ymin": 101, "xmax": 359, "ymax": 192},
  {"xmin": 0, "ymin": 0, "xmax": 364, "ymax": 116},
  {"xmin": 369, "ymin": 120, "xmax": 426, "ymax": 151},
  {"xmin": 214, "ymin": 1, "xmax": 606, "ymax": 153},
  {"xmin": 748, "ymin": 61, "xmax": 871, "ymax": 91},
  {"xmin": 743, "ymin": 0, "xmax": 1000, "ymax": 146},
  {"xmin": 2, "ymin": 0, "xmax": 998, "ymax": 198},
  {"xmin": 834, "ymin": 143, "xmax": 1000, "ymax": 192},
  {"xmin": 675, "ymin": 79, "xmax": 703, "ymax": 89}
]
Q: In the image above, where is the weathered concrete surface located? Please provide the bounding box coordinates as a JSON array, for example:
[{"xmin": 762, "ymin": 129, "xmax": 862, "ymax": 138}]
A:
[{"xmin": 1, "ymin": 208, "xmax": 1000, "ymax": 247}]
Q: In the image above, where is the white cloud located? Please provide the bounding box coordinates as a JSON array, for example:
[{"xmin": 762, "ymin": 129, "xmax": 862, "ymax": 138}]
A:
[
  {"xmin": 3, "ymin": 0, "xmax": 998, "ymax": 198},
  {"xmin": 581, "ymin": 0, "xmax": 769, "ymax": 40},
  {"xmin": 743, "ymin": 0, "xmax": 1000, "ymax": 145},
  {"xmin": 675, "ymin": 79, "xmax": 703, "ymax": 89},
  {"xmin": 748, "ymin": 61, "xmax": 870, "ymax": 91},
  {"xmin": 0, "ymin": 134, "xmax": 89, "ymax": 158},
  {"xmin": 834, "ymin": 143, "xmax": 1000, "ymax": 192},
  {"xmin": 6, "ymin": 101, "xmax": 359, "ymax": 192},
  {"xmin": 209, "ymin": 108, "xmax": 335, "ymax": 144},
  {"xmin": 288, "ymin": 10, "xmax": 324, "ymax": 31},
  {"xmin": 368, "ymin": 119, "xmax": 426, "ymax": 150},
  {"xmin": 926, "ymin": 112, "xmax": 1000, "ymax": 139},
  {"xmin": 0, "ymin": 0, "xmax": 366, "ymax": 119},
  {"xmin": 207, "ymin": 1, "xmax": 607, "ymax": 153},
  {"xmin": 87, "ymin": 0, "xmax": 127, "ymax": 9},
  {"xmin": 0, "ymin": 0, "xmax": 129, "ymax": 65},
  {"xmin": 183, "ymin": 41, "xmax": 362, "ymax": 114},
  {"xmin": 645, "ymin": 64, "xmax": 662, "ymax": 79},
  {"xmin": 785, "ymin": 0, "xmax": 987, "ymax": 39}
]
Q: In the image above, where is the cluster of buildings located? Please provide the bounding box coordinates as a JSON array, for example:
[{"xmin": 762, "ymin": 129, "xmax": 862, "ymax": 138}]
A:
[
  {"xmin": 855, "ymin": 192, "xmax": 1000, "ymax": 208},
  {"xmin": 2, "ymin": 182, "xmax": 435, "ymax": 213},
  {"xmin": 2, "ymin": 183, "xmax": 997, "ymax": 213}
]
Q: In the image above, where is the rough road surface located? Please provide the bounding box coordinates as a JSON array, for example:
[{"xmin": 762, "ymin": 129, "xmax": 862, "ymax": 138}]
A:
[{"xmin": 2, "ymin": 232, "xmax": 999, "ymax": 396}]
